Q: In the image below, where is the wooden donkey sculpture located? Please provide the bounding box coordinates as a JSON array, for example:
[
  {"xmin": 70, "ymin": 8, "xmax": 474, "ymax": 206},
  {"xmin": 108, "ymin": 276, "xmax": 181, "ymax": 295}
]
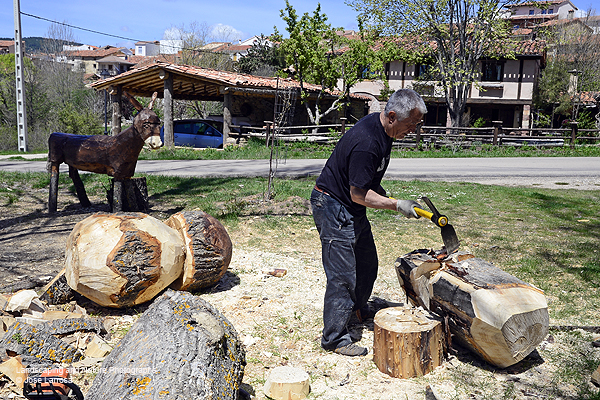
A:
[{"xmin": 48, "ymin": 92, "xmax": 162, "ymax": 213}]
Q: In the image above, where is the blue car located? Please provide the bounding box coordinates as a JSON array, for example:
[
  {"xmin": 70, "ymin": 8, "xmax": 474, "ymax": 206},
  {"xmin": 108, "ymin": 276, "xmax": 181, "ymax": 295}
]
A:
[{"xmin": 160, "ymin": 119, "xmax": 223, "ymax": 148}]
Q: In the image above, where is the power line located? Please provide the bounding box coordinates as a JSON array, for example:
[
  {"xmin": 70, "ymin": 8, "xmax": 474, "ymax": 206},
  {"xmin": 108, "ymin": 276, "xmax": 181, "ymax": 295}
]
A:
[
  {"xmin": 20, "ymin": 11, "xmax": 143, "ymax": 43},
  {"xmin": 19, "ymin": 11, "xmax": 242, "ymax": 54}
]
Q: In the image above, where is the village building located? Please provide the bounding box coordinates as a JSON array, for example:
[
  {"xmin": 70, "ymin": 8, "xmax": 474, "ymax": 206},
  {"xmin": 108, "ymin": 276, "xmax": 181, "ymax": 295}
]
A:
[{"xmin": 349, "ymin": 39, "xmax": 546, "ymax": 129}]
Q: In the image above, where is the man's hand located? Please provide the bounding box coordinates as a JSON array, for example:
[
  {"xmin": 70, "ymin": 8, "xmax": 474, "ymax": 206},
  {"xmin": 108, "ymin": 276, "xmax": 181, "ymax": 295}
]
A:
[{"xmin": 396, "ymin": 200, "xmax": 422, "ymax": 219}]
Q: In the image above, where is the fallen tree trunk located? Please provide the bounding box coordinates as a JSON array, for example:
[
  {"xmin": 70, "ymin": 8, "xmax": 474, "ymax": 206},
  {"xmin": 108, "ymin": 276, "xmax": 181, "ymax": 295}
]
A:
[
  {"xmin": 395, "ymin": 249, "xmax": 549, "ymax": 368},
  {"xmin": 85, "ymin": 289, "xmax": 246, "ymax": 400}
]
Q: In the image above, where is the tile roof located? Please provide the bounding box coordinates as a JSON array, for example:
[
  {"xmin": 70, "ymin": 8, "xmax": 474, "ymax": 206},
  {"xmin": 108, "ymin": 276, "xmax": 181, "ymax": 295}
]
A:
[
  {"xmin": 507, "ymin": 0, "xmax": 574, "ymax": 7},
  {"xmin": 0, "ymin": 40, "xmax": 15, "ymax": 47},
  {"xmin": 90, "ymin": 60, "xmax": 370, "ymax": 101},
  {"xmin": 66, "ymin": 47, "xmax": 127, "ymax": 58}
]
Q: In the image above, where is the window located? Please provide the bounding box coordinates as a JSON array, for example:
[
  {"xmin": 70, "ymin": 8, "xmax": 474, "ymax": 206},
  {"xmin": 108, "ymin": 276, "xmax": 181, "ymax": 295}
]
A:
[
  {"xmin": 548, "ymin": 9, "xmax": 553, "ymax": 14},
  {"xmin": 481, "ymin": 60, "xmax": 503, "ymax": 82},
  {"xmin": 541, "ymin": 9, "xmax": 547, "ymax": 14},
  {"xmin": 529, "ymin": 9, "xmax": 534, "ymax": 15},
  {"xmin": 415, "ymin": 63, "xmax": 438, "ymax": 79}
]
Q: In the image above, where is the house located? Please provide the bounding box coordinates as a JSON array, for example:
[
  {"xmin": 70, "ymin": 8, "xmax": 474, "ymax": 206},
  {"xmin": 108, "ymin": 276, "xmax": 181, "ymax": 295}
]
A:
[
  {"xmin": 65, "ymin": 46, "xmax": 132, "ymax": 75},
  {"xmin": 0, "ymin": 40, "xmax": 17, "ymax": 54},
  {"xmin": 201, "ymin": 36, "xmax": 271, "ymax": 62},
  {"xmin": 349, "ymin": 40, "xmax": 546, "ymax": 128},
  {"xmin": 135, "ymin": 41, "xmax": 160, "ymax": 57},
  {"xmin": 96, "ymin": 55, "xmax": 136, "ymax": 77},
  {"xmin": 503, "ymin": 0, "xmax": 579, "ymax": 29}
]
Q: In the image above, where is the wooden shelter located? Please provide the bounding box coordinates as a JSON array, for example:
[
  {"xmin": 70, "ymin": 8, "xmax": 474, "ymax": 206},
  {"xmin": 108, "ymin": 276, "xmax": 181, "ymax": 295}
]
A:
[{"xmin": 90, "ymin": 61, "xmax": 369, "ymax": 145}]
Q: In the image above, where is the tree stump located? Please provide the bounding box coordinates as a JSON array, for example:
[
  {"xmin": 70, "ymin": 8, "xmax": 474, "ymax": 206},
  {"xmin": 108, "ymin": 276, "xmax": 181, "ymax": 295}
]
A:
[
  {"xmin": 263, "ymin": 366, "xmax": 310, "ymax": 400},
  {"xmin": 107, "ymin": 177, "xmax": 149, "ymax": 212},
  {"xmin": 165, "ymin": 211, "xmax": 232, "ymax": 292},
  {"xmin": 85, "ymin": 289, "xmax": 246, "ymax": 400},
  {"xmin": 373, "ymin": 307, "xmax": 446, "ymax": 379},
  {"xmin": 65, "ymin": 213, "xmax": 185, "ymax": 308},
  {"xmin": 395, "ymin": 249, "xmax": 549, "ymax": 368}
]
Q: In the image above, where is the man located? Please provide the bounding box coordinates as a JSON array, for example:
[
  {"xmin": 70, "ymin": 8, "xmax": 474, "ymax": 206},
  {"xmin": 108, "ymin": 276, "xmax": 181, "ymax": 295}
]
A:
[{"xmin": 310, "ymin": 89, "xmax": 427, "ymax": 356}]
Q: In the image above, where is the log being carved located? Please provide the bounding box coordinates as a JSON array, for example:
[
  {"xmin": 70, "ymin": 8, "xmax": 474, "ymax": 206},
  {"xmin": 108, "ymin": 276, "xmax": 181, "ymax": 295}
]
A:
[
  {"xmin": 47, "ymin": 92, "xmax": 162, "ymax": 213},
  {"xmin": 396, "ymin": 249, "xmax": 549, "ymax": 368}
]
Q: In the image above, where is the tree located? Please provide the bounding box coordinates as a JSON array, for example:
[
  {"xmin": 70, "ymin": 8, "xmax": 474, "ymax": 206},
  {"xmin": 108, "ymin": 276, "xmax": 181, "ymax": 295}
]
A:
[
  {"xmin": 534, "ymin": 8, "xmax": 600, "ymax": 126},
  {"xmin": 275, "ymin": 2, "xmax": 384, "ymax": 126},
  {"xmin": 237, "ymin": 35, "xmax": 285, "ymax": 77},
  {"xmin": 163, "ymin": 22, "xmax": 234, "ymax": 120},
  {"xmin": 348, "ymin": 0, "xmax": 517, "ymax": 127}
]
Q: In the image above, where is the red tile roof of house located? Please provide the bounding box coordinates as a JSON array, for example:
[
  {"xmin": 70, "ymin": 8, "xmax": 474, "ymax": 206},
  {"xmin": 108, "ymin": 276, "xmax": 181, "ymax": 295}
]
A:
[{"xmin": 66, "ymin": 47, "xmax": 127, "ymax": 58}]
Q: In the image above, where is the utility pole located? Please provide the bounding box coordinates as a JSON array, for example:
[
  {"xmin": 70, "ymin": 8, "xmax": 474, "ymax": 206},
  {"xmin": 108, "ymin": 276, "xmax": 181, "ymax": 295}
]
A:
[{"xmin": 13, "ymin": 0, "xmax": 28, "ymax": 152}]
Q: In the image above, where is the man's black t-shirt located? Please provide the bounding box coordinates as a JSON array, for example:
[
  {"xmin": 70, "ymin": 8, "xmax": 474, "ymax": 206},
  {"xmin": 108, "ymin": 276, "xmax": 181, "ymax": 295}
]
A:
[{"xmin": 315, "ymin": 112, "xmax": 393, "ymax": 217}]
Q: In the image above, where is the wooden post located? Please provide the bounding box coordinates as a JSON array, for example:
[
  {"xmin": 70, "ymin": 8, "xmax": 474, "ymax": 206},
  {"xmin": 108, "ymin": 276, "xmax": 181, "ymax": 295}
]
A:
[
  {"xmin": 340, "ymin": 117, "xmax": 347, "ymax": 135},
  {"xmin": 415, "ymin": 122, "xmax": 423, "ymax": 149},
  {"xmin": 223, "ymin": 90, "xmax": 232, "ymax": 146},
  {"xmin": 570, "ymin": 121, "xmax": 578, "ymax": 149},
  {"xmin": 492, "ymin": 121, "xmax": 503, "ymax": 146},
  {"xmin": 110, "ymin": 85, "xmax": 122, "ymax": 135},
  {"xmin": 162, "ymin": 70, "xmax": 174, "ymax": 148},
  {"xmin": 373, "ymin": 307, "xmax": 446, "ymax": 378}
]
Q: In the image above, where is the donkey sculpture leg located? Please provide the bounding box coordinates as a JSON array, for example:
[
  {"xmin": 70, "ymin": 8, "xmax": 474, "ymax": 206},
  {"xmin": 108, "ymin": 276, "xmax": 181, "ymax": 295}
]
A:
[
  {"xmin": 68, "ymin": 166, "xmax": 91, "ymax": 208},
  {"xmin": 48, "ymin": 163, "xmax": 59, "ymax": 213}
]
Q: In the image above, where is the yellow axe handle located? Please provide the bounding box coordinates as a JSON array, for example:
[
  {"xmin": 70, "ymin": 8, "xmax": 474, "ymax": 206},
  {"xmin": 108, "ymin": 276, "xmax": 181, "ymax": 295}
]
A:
[{"xmin": 414, "ymin": 207, "xmax": 448, "ymax": 227}]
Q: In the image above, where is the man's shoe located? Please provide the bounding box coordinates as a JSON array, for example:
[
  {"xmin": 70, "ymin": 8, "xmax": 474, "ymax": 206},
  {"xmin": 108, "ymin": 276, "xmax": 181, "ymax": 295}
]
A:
[
  {"xmin": 355, "ymin": 307, "xmax": 376, "ymax": 323},
  {"xmin": 333, "ymin": 343, "xmax": 368, "ymax": 356}
]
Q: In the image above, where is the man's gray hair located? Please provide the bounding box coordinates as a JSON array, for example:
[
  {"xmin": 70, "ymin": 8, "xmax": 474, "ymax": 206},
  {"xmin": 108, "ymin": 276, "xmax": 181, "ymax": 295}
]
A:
[{"xmin": 384, "ymin": 89, "xmax": 427, "ymax": 120}]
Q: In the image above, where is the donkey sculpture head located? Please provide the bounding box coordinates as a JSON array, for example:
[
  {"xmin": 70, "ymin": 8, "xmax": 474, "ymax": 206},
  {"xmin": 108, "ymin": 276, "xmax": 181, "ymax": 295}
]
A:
[{"xmin": 124, "ymin": 91, "xmax": 162, "ymax": 149}]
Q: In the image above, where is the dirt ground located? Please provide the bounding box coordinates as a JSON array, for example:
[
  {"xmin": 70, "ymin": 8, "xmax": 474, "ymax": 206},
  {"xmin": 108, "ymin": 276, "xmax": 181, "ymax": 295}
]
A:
[{"xmin": 1, "ymin": 184, "xmax": 598, "ymax": 400}]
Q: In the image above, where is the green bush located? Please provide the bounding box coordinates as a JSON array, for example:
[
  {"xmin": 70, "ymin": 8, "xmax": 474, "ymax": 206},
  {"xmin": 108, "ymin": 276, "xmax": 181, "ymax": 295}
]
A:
[{"xmin": 57, "ymin": 103, "xmax": 103, "ymax": 136}]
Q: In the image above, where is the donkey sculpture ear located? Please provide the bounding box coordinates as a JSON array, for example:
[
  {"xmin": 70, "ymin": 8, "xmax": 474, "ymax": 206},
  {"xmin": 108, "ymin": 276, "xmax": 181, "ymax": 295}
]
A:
[
  {"xmin": 148, "ymin": 92, "xmax": 158, "ymax": 110},
  {"xmin": 123, "ymin": 91, "xmax": 144, "ymax": 112}
]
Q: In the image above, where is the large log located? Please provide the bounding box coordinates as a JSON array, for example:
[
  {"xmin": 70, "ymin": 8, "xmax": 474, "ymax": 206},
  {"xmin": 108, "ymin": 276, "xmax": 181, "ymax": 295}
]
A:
[
  {"xmin": 373, "ymin": 306, "xmax": 446, "ymax": 378},
  {"xmin": 85, "ymin": 289, "xmax": 246, "ymax": 400},
  {"xmin": 65, "ymin": 213, "xmax": 185, "ymax": 308},
  {"xmin": 395, "ymin": 249, "xmax": 549, "ymax": 368},
  {"xmin": 165, "ymin": 211, "xmax": 232, "ymax": 292}
]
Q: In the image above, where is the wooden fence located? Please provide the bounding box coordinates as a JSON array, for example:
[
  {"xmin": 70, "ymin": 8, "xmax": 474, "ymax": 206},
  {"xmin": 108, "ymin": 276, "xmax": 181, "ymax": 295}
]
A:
[{"xmin": 233, "ymin": 120, "xmax": 600, "ymax": 149}]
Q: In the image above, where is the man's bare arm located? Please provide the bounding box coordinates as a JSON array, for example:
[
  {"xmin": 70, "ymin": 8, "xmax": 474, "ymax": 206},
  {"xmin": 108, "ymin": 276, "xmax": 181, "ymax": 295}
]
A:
[{"xmin": 350, "ymin": 186, "xmax": 397, "ymax": 211}]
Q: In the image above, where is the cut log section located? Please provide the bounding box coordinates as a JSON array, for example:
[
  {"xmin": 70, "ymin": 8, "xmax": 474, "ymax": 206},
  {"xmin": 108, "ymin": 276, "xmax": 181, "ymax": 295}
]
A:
[
  {"xmin": 263, "ymin": 366, "xmax": 310, "ymax": 400},
  {"xmin": 107, "ymin": 177, "xmax": 149, "ymax": 212},
  {"xmin": 85, "ymin": 289, "xmax": 245, "ymax": 400},
  {"xmin": 373, "ymin": 307, "xmax": 446, "ymax": 378},
  {"xmin": 65, "ymin": 213, "xmax": 185, "ymax": 308},
  {"xmin": 165, "ymin": 211, "xmax": 232, "ymax": 292},
  {"xmin": 396, "ymin": 249, "xmax": 549, "ymax": 368}
]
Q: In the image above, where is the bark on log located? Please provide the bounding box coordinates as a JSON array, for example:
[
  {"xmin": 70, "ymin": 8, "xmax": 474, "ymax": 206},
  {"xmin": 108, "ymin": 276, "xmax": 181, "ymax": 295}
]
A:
[
  {"xmin": 395, "ymin": 249, "xmax": 549, "ymax": 368},
  {"xmin": 65, "ymin": 213, "xmax": 185, "ymax": 308},
  {"xmin": 107, "ymin": 177, "xmax": 149, "ymax": 213},
  {"xmin": 373, "ymin": 307, "xmax": 446, "ymax": 378},
  {"xmin": 39, "ymin": 268, "xmax": 75, "ymax": 305},
  {"xmin": 85, "ymin": 289, "xmax": 246, "ymax": 400},
  {"xmin": 165, "ymin": 211, "xmax": 232, "ymax": 292},
  {"xmin": 0, "ymin": 322, "xmax": 83, "ymax": 364}
]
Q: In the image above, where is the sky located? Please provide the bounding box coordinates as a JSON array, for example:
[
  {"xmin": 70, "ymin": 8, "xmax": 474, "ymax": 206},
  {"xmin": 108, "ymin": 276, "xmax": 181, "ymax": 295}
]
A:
[{"xmin": 3, "ymin": 0, "xmax": 361, "ymax": 48}]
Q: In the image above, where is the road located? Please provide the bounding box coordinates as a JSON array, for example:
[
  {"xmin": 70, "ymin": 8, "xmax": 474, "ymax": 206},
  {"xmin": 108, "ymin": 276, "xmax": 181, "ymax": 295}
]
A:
[{"xmin": 0, "ymin": 156, "xmax": 599, "ymax": 190}]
